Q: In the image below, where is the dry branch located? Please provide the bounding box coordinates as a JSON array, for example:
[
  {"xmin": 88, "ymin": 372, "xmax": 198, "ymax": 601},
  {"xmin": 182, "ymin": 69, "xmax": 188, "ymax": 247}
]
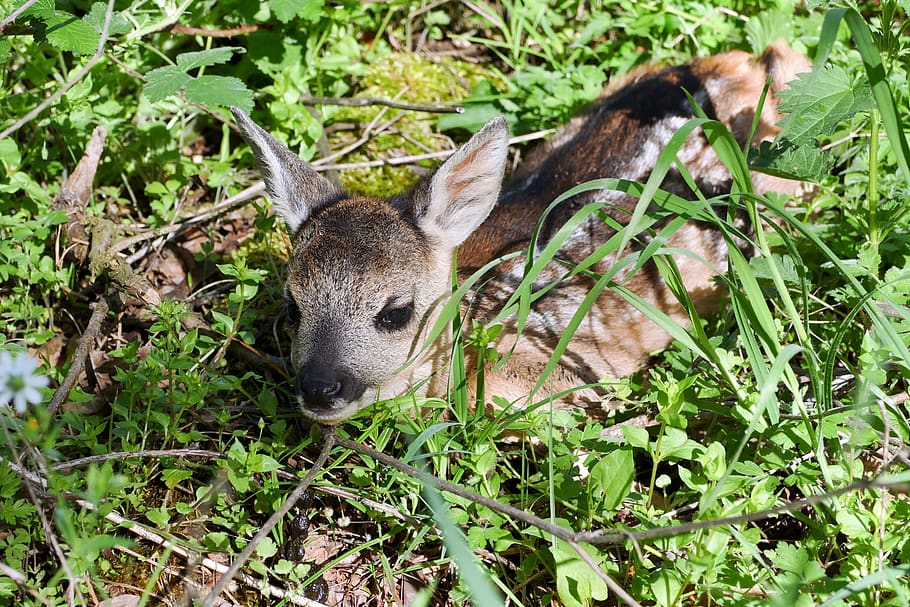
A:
[
  {"xmin": 301, "ymin": 95, "xmax": 463, "ymax": 114},
  {"xmin": 168, "ymin": 24, "xmax": 259, "ymax": 37},
  {"xmin": 200, "ymin": 428, "xmax": 338, "ymax": 607},
  {"xmin": 310, "ymin": 128, "xmax": 555, "ymax": 171},
  {"xmin": 332, "ymin": 433, "xmax": 906, "ymax": 547},
  {"xmin": 54, "ymin": 126, "xmax": 107, "ymax": 265},
  {"xmin": 48, "ymin": 298, "xmax": 108, "ymax": 416}
]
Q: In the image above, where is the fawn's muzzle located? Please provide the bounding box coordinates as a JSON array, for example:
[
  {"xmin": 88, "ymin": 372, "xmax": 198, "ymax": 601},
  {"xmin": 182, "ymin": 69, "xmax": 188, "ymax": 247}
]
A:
[{"xmin": 295, "ymin": 366, "xmax": 366, "ymax": 418}]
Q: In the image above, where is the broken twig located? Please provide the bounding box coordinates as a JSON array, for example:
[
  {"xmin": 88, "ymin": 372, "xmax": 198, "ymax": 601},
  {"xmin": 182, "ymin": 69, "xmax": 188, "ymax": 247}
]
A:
[{"xmin": 301, "ymin": 95, "xmax": 463, "ymax": 114}]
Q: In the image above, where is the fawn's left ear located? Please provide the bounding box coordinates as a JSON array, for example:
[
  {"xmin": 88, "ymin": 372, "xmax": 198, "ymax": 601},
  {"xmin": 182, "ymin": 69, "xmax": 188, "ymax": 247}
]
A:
[
  {"xmin": 232, "ymin": 107, "xmax": 344, "ymax": 235},
  {"xmin": 411, "ymin": 116, "xmax": 510, "ymax": 248}
]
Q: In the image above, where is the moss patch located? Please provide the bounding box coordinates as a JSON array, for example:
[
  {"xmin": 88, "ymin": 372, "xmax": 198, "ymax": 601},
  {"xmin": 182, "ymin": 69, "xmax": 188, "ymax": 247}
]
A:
[{"xmin": 330, "ymin": 53, "xmax": 501, "ymax": 198}]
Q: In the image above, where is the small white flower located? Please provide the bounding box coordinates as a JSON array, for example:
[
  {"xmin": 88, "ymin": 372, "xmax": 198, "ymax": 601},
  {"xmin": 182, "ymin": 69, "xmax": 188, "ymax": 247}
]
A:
[{"xmin": 0, "ymin": 351, "xmax": 49, "ymax": 413}]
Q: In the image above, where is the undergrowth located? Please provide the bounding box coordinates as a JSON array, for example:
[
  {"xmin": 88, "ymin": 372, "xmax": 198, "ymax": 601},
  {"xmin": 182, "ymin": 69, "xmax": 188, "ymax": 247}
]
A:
[{"xmin": 1, "ymin": 0, "xmax": 909, "ymax": 606}]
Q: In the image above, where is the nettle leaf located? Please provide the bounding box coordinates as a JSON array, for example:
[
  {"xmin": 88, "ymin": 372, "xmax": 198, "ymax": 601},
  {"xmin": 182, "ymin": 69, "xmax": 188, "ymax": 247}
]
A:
[
  {"xmin": 143, "ymin": 66, "xmax": 191, "ymax": 103},
  {"xmin": 45, "ymin": 13, "xmax": 100, "ymax": 55},
  {"xmin": 750, "ymin": 138, "xmax": 835, "ymax": 181},
  {"xmin": 84, "ymin": 2, "xmax": 132, "ymax": 36},
  {"xmin": 184, "ymin": 76, "xmax": 254, "ymax": 112},
  {"xmin": 749, "ymin": 253, "xmax": 804, "ymax": 286},
  {"xmin": 143, "ymin": 48, "xmax": 252, "ymax": 111},
  {"xmin": 269, "ymin": 0, "xmax": 326, "ymax": 23},
  {"xmin": 176, "ymin": 46, "xmax": 243, "ymax": 71},
  {"xmin": 20, "ymin": 0, "xmax": 55, "ymax": 20},
  {"xmin": 776, "ymin": 65, "xmax": 874, "ymax": 145}
]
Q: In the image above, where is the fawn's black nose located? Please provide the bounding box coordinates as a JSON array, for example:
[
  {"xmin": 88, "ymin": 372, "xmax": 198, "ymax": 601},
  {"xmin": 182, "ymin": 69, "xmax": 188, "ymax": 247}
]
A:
[{"xmin": 295, "ymin": 366, "xmax": 365, "ymax": 411}]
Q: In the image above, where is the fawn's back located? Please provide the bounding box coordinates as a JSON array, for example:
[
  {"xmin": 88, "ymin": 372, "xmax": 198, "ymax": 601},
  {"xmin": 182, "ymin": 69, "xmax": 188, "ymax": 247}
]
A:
[{"xmin": 233, "ymin": 41, "xmax": 809, "ymax": 424}]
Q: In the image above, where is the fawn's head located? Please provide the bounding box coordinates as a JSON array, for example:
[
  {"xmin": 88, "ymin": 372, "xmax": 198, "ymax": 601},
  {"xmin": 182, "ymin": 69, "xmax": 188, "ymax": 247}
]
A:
[{"xmin": 232, "ymin": 109, "xmax": 509, "ymax": 423}]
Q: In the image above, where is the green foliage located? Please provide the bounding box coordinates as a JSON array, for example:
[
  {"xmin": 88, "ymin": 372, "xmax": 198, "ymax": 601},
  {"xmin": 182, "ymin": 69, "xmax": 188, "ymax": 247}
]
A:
[
  {"xmin": 2, "ymin": 0, "xmax": 910, "ymax": 605},
  {"xmin": 752, "ymin": 65, "xmax": 874, "ymax": 180},
  {"xmin": 143, "ymin": 47, "xmax": 254, "ymax": 111}
]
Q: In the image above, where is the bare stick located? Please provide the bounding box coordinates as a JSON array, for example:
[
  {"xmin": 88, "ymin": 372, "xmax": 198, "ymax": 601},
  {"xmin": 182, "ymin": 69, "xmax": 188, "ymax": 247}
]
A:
[
  {"xmin": 0, "ymin": 561, "xmax": 55, "ymax": 607},
  {"xmin": 200, "ymin": 428, "xmax": 338, "ymax": 607},
  {"xmin": 51, "ymin": 448, "xmax": 225, "ymax": 473},
  {"xmin": 0, "ymin": 0, "xmax": 115, "ymax": 141},
  {"xmin": 54, "ymin": 126, "xmax": 108, "ymax": 265},
  {"xmin": 567, "ymin": 539, "xmax": 644, "ymax": 607},
  {"xmin": 311, "ymin": 95, "xmax": 404, "ymax": 166},
  {"xmin": 121, "ymin": 182, "xmax": 265, "ymax": 263},
  {"xmin": 333, "ymin": 433, "xmax": 578, "ymax": 542},
  {"xmin": 335, "ymin": 433, "xmax": 907, "ymax": 546},
  {"xmin": 167, "ymin": 24, "xmax": 258, "ymax": 37},
  {"xmin": 313, "ymin": 103, "xmax": 397, "ymax": 165},
  {"xmin": 103, "ymin": 509, "xmax": 328, "ymax": 607},
  {"xmin": 48, "ymin": 298, "xmax": 109, "ymax": 415},
  {"xmin": 311, "ymin": 129, "xmax": 555, "ymax": 171},
  {"xmin": 301, "ymin": 95, "xmax": 463, "ymax": 114}
]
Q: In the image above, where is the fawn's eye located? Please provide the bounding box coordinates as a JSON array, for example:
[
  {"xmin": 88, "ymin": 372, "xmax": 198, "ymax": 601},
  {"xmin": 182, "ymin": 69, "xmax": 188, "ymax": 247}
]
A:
[
  {"xmin": 376, "ymin": 302, "xmax": 413, "ymax": 331},
  {"xmin": 285, "ymin": 295, "xmax": 301, "ymax": 328}
]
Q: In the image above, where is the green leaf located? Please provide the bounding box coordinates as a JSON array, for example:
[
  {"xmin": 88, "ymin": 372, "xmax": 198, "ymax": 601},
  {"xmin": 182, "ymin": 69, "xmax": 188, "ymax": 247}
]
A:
[
  {"xmin": 176, "ymin": 47, "xmax": 244, "ymax": 71},
  {"xmin": 819, "ymin": 563, "xmax": 910, "ymax": 607},
  {"xmin": 702, "ymin": 442, "xmax": 726, "ymax": 481},
  {"xmin": 255, "ymin": 537, "xmax": 278, "ymax": 559},
  {"xmin": 143, "ymin": 66, "xmax": 190, "ymax": 103},
  {"xmin": 162, "ymin": 468, "xmax": 193, "ymax": 490},
  {"xmin": 651, "ymin": 568, "xmax": 683, "ymax": 607},
  {"xmin": 422, "ymin": 479, "xmax": 503, "ymax": 607},
  {"xmin": 750, "ymin": 138, "xmax": 834, "ymax": 181},
  {"xmin": 84, "ymin": 2, "xmax": 132, "ymax": 36},
  {"xmin": 0, "ymin": 138, "xmax": 21, "ymax": 171},
  {"xmin": 776, "ymin": 66, "xmax": 874, "ymax": 146},
  {"xmin": 836, "ymin": 509, "xmax": 874, "ymax": 539},
  {"xmin": 402, "ymin": 423, "xmax": 458, "ymax": 464},
  {"xmin": 45, "ymin": 13, "xmax": 100, "ymax": 55},
  {"xmin": 588, "ymin": 449, "xmax": 633, "ymax": 511},
  {"xmin": 184, "ymin": 76, "xmax": 254, "ymax": 111},
  {"xmin": 145, "ymin": 506, "xmax": 170, "ymax": 528},
  {"xmin": 438, "ymin": 104, "xmax": 503, "ymax": 133},
  {"xmin": 622, "ymin": 425, "xmax": 650, "ymax": 450},
  {"xmin": 143, "ymin": 48, "xmax": 251, "ymax": 109},
  {"xmin": 74, "ymin": 534, "xmax": 133, "ymax": 562},
  {"xmin": 744, "ymin": 10, "xmax": 793, "ymax": 54},
  {"xmin": 20, "ymin": 0, "xmax": 55, "ymax": 20},
  {"xmin": 246, "ymin": 452, "xmax": 280, "ymax": 473},
  {"xmin": 257, "ymin": 387, "xmax": 278, "ymax": 417},
  {"xmin": 550, "ymin": 539, "xmax": 609, "ymax": 607},
  {"xmin": 749, "ymin": 253, "xmax": 803, "ymax": 286},
  {"xmin": 269, "ymin": 0, "xmax": 326, "ymax": 23}
]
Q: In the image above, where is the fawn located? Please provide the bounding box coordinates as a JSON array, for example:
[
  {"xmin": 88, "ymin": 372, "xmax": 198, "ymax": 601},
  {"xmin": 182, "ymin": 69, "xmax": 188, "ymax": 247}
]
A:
[{"xmin": 232, "ymin": 41, "xmax": 809, "ymax": 424}]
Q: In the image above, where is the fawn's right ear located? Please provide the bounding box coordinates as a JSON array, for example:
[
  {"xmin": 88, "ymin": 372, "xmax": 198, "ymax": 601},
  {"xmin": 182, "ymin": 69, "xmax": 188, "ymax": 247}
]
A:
[
  {"xmin": 410, "ymin": 116, "xmax": 510, "ymax": 248},
  {"xmin": 232, "ymin": 107, "xmax": 344, "ymax": 234}
]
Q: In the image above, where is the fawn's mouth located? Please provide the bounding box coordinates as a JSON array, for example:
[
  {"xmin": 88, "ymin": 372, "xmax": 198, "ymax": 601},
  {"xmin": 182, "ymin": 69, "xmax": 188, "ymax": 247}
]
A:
[{"xmin": 297, "ymin": 393, "xmax": 371, "ymax": 425}]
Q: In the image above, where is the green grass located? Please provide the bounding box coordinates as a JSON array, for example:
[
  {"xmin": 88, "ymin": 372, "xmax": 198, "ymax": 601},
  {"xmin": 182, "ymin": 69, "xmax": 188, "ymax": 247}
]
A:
[{"xmin": 1, "ymin": 0, "xmax": 909, "ymax": 605}]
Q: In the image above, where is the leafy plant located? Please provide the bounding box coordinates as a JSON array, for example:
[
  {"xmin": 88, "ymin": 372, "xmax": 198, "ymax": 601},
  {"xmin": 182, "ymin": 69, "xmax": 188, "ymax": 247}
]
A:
[{"xmin": 1, "ymin": 0, "xmax": 909, "ymax": 605}]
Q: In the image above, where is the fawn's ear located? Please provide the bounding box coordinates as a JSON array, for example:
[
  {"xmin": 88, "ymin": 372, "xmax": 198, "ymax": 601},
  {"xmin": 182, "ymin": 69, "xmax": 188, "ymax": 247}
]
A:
[
  {"xmin": 411, "ymin": 116, "xmax": 509, "ymax": 248},
  {"xmin": 232, "ymin": 107, "xmax": 344, "ymax": 235}
]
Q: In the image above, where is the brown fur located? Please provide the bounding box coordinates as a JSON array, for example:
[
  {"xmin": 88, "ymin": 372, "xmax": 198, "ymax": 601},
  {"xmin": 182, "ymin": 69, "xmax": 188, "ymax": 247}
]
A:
[
  {"xmin": 454, "ymin": 42, "xmax": 810, "ymax": 413},
  {"xmin": 232, "ymin": 42, "xmax": 810, "ymax": 424}
]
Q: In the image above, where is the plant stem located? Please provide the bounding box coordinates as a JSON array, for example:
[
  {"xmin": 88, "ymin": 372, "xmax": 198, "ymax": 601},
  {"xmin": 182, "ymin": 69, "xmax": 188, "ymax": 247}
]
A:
[{"xmin": 868, "ymin": 108, "xmax": 881, "ymax": 265}]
